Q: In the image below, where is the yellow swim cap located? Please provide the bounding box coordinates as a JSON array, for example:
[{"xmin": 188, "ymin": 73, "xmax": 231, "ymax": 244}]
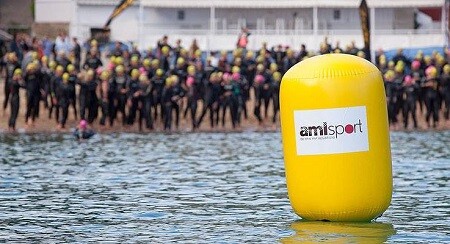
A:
[
  {"xmin": 156, "ymin": 68, "xmax": 164, "ymax": 77},
  {"xmin": 131, "ymin": 69, "xmax": 140, "ymax": 79},
  {"xmin": 187, "ymin": 65, "xmax": 195, "ymax": 75},
  {"xmin": 62, "ymin": 72, "xmax": 70, "ymax": 81},
  {"xmin": 100, "ymin": 70, "xmax": 110, "ymax": 80},
  {"xmin": 115, "ymin": 65, "xmax": 125, "ymax": 74},
  {"xmin": 67, "ymin": 64, "xmax": 75, "ymax": 73},
  {"xmin": 14, "ymin": 68, "xmax": 22, "ymax": 76}
]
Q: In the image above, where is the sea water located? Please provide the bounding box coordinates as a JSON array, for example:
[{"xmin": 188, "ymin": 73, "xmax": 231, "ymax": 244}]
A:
[{"xmin": 0, "ymin": 131, "xmax": 448, "ymax": 242}]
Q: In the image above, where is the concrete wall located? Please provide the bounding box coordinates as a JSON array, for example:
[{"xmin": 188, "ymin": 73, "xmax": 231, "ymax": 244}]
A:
[
  {"xmin": 0, "ymin": 0, "xmax": 34, "ymax": 30},
  {"xmin": 35, "ymin": 0, "xmax": 73, "ymax": 23}
]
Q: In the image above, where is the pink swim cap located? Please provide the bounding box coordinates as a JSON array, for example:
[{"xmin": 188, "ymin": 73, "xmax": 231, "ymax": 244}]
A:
[
  {"xmin": 254, "ymin": 74, "xmax": 265, "ymax": 84},
  {"xmin": 231, "ymin": 72, "xmax": 241, "ymax": 81},
  {"xmin": 222, "ymin": 73, "xmax": 231, "ymax": 81},
  {"xmin": 412, "ymin": 60, "xmax": 420, "ymax": 70},
  {"xmin": 186, "ymin": 76, "xmax": 194, "ymax": 86},
  {"xmin": 107, "ymin": 63, "xmax": 115, "ymax": 71},
  {"xmin": 403, "ymin": 75, "xmax": 413, "ymax": 85},
  {"xmin": 79, "ymin": 120, "xmax": 87, "ymax": 129}
]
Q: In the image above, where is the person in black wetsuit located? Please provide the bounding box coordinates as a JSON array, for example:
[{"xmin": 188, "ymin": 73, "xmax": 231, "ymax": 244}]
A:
[
  {"xmin": 384, "ymin": 70, "xmax": 400, "ymax": 128},
  {"xmin": 56, "ymin": 73, "xmax": 73, "ymax": 129},
  {"xmin": 137, "ymin": 73, "xmax": 153, "ymax": 131},
  {"xmin": 220, "ymin": 73, "xmax": 238, "ymax": 128},
  {"xmin": 422, "ymin": 66, "xmax": 440, "ymax": 128},
  {"xmin": 197, "ymin": 72, "xmax": 221, "ymax": 128},
  {"xmin": 83, "ymin": 48, "xmax": 103, "ymax": 71},
  {"xmin": 8, "ymin": 69, "xmax": 25, "ymax": 131},
  {"xmin": 98, "ymin": 70, "xmax": 111, "ymax": 126},
  {"xmin": 126, "ymin": 69, "xmax": 141, "ymax": 125},
  {"xmin": 231, "ymin": 66, "xmax": 249, "ymax": 123},
  {"xmin": 393, "ymin": 65, "xmax": 405, "ymax": 119},
  {"xmin": 162, "ymin": 75, "xmax": 184, "ymax": 131},
  {"xmin": 402, "ymin": 75, "xmax": 419, "ymax": 129},
  {"xmin": 253, "ymin": 64, "xmax": 268, "ymax": 124},
  {"xmin": 410, "ymin": 60, "xmax": 425, "ymax": 113},
  {"xmin": 73, "ymin": 120, "xmax": 95, "ymax": 140},
  {"xmin": 78, "ymin": 69, "xmax": 98, "ymax": 124},
  {"xmin": 150, "ymin": 68, "xmax": 165, "ymax": 121},
  {"xmin": 440, "ymin": 64, "xmax": 450, "ymax": 120},
  {"xmin": 3, "ymin": 53, "xmax": 21, "ymax": 112},
  {"xmin": 183, "ymin": 65, "xmax": 202, "ymax": 129},
  {"xmin": 66, "ymin": 64, "xmax": 78, "ymax": 120},
  {"xmin": 24, "ymin": 62, "xmax": 43, "ymax": 126},
  {"xmin": 49, "ymin": 65, "xmax": 64, "ymax": 121},
  {"xmin": 271, "ymin": 71, "xmax": 282, "ymax": 123},
  {"xmin": 170, "ymin": 75, "xmax": 185, "ymax": 130},
  {"xmin": 112, "ymin": 65, "xmax": 129, "ymax": 125}
]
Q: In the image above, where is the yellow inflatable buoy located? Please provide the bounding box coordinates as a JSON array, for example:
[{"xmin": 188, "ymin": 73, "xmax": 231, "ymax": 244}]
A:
[{"xmin": 280, "ymin": 54, "xmax": 392, "ymax": 222}]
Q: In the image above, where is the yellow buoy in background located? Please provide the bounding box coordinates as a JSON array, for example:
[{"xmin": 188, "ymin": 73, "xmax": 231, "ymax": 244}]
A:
[{"xmin": 280, "ymin": 54, "xmax": 392, "ymax": 222}]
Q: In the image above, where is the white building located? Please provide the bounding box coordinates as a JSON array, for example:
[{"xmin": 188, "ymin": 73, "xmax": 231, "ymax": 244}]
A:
[{"xmin": 35, "ymin": 0, "xmax": 447, "ymax": 53}]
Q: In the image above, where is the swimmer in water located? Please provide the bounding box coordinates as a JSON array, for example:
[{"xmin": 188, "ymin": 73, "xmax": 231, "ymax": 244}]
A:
[{"xmin": 73, "ymin": 120, "xmax": 95, "ymax": 140}]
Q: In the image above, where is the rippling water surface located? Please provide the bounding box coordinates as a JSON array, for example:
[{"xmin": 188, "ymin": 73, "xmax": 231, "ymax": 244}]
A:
[{"xmin": 0, "ymin": 131, "xmax": 449, "ymax": 243}]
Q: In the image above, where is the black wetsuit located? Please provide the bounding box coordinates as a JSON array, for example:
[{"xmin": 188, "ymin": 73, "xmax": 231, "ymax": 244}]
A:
[
  {"xmin": 49, "ymin": 74, "xmax": 62, "ymax": 121},
  {"xmin": 56, "ymin": 81, "xmax": 72, "ymax": 127},
  {"xmin": 441, "ymin": 73, "xmax": 450, "ymax": 120},
  {"xmin": 78, "ymin": 79, "xmax": 98, "ymax": 124},
  {"xmin": 162, "ymin": 84, "xmax": 185, "ymax": 130},
  {"xmin": 183, "ymin": 74, "xmax": 202, "ymax": 128},
  {"xmin": 272, "ymin": 79, "xmax": 280, "ymax": 123},
  {"xmin": 393, "ymin": 74, "xmax": 405, "ymax": 119},
  {"xmin": 113, "ymin": 74, "xmax": 129, "ymax": 125},
  {"xmin": 402, "ymin": 82, "xmax": 419, "ymax": 128},
  {"xmin": 411, "ymin": 70, "xmax": 425, "ymax": 113},
  {"xmin": 423, "ymin": 77, "xmax": 440, "ymax": 127},
  {"xmin": 237, "ymin": 76, "xmax": 249, "ymax": 121},
  {"xmin": 3, "ymin": 61, "xmax": 20, "ymax": 110},
  {"xmin": 137, "ymin": 81, "xmax": 153, "ymax": 130},
  {"xmin": 127, "ymin": 78, "xmax": 140, "ymax": 125},
  {"xmin": 385, "ymin": 80, "xmax": 401, "ymax": 125},
  {"xmin": 73, "ymin": 128, "xmax": 95, "ymax": 140},
  {"xmin": 151, "ymin": 76, "xmax": 165, "ymax": 121},
  {"xmin": 8, "ymin": 78, "xmax": 25, "ymax": 129},
  {"xmin": 221, "ymin": 82, "xmax": 238, "ymax": 128},
  {"xmin": 197, "ymin": 80, "xmax": 221, "ymax": 128},
  {"xmin": 24, "ymin": 70, "xmax": 42, "ymax": 123},
  {"xmin": 83, "ymin": 55, "xmax": 103, "ymax": 70},
  {"xmin": 68, "ymin": 74, "xmax": 78, "ymax": 119},
  {"xmin": 40, "ymin": 67, "xmax": 52, "ymax": 109},
  {"xmin": 98, "ymin": 78, "xmax": 110, "ymax": 126}
]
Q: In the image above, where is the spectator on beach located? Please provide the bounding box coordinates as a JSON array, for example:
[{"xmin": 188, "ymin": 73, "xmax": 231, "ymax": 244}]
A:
[
  {"xmin": 237, "ymin": 27, "xmax": 250, "ymax": 49},
  {"xmin": 54, "ymin": 32, "xmax": 72, "ymax": 55},
  {"xmin": 72, "ymin": 37, "xmax": 81, "ymax": 70}
]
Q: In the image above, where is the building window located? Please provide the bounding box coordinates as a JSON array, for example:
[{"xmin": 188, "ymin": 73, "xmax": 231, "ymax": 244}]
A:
[
  {"xmin": 333, "ymin": 10, "xmax": 341, "ymax": 20},
  {"xmin": 177, "ymin": 10, "xmax": 185, "ymax": 20}
]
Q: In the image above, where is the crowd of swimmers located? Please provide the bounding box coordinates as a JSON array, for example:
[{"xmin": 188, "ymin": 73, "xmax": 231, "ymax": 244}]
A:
[{"xmin": 1, "ymin": 34, "xmax": 449, "ymax": 132}]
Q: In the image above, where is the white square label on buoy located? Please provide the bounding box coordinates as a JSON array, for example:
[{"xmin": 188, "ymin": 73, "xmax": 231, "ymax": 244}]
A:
[{"xmin": 294, "ymin": 106, "xmax": 369, "ymax": 155}]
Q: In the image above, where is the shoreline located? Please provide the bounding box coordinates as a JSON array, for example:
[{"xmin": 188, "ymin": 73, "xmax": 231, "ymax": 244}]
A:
[
  {"xmin": 1, "ymin": 113, "xmax": 449, "ymax": 135},
  {"xmin": 1, "ymin": 89, "xmax": 449, "ymax": 135}
]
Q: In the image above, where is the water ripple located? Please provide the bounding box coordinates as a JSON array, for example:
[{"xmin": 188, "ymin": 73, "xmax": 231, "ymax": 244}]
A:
[{"xmin": 0, "ymin": 131, "xmax": 449, "ymax": 242}]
